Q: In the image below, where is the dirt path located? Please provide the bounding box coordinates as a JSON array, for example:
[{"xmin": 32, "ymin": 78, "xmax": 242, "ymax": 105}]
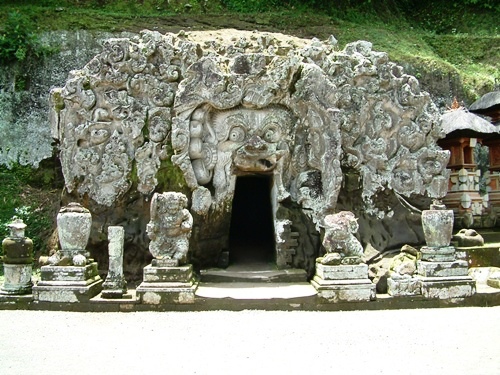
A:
[{"xmin": 1, "ymin": 307, "xmax": 499, "ymax": 374}]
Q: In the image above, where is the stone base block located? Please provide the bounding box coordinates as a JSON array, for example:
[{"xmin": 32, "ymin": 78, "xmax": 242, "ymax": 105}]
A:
[
  {"xmin": 143, "ymin": 264, "xmax": 193, "ymax": 283},
  {"xmin": 315, "ymin": 263, "xmax": 369, "ymax": 280},
  {"xmin": 137, "ymin": 263, "xmax": 198, "ymax": 304},
  {"xmin": 418, "ymin": 276, "xmax": 476, "ymax": 299},
  {"xmin": 387, "ymin": 276, "xmax": 422, "ymax": 296},
  {"xmin": 33, "ymin": 278, "xmax": 103, "ymax": 303},
  {"xmin": 1, "ymin": 264, "xmax": 33, "ymax": 295},
  {"xmin": 417, "ymin": 260, "xmax": 469, "ymax": 278},
  {"xmin": 420, "ymin": 246, "xmax": 456, "ymax": 262},
  {"xmin": 136, "ymin": 282, "xmax": 198, "ymax": 304},
  {"xmin": 33, "ymin": 262, "xmax": 103, "ymax": 302},
  {"xmin": 311, "ymin": 276, "xmax": 376, "ymax": 303},
  {"xmin": 39, "ymin": 262, "xmax": 100, "ymax": 284}
]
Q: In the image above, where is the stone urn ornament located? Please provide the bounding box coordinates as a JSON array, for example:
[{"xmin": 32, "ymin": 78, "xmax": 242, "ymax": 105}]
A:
[
  {"xmin": 421, "ymin": 200, "xmax": 454, "ymax": 248},
  {"xmin": 49, "ymin": 203, "xmax": 92, "ymax": 266},
  {"xmin": 1, "ymin": 218, "xmax": 33, "ymax": 294}
]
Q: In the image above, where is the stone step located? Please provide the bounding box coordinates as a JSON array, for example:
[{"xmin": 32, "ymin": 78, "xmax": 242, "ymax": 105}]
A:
[
  {"xmin": 200, "ymin": 263, "xmax": 308, "ymax": 283},
  {"xmin": 195, "ymin": 282, "xmax": 317, "ymax": 300}
]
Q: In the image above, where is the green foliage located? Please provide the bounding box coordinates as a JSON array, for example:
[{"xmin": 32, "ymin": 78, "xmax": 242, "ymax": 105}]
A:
[
  {"xmin": 0, "ymin": 162, "xmax": 61, "ymax": 259},
  {"xmin": 0, "ymin": 11, "xmax": 41, "ymax": 63}
]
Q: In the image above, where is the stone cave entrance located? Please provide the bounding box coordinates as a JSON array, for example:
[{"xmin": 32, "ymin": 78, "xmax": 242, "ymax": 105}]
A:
[{"xmin": 229, "ymin": 175, "xmax": 275, "ymax": 266}]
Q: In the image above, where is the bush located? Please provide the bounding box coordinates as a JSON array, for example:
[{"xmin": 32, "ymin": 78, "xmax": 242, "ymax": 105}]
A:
[{"xmin": 0, "ymin": 11, "xmax": 43, "ymax": 63}]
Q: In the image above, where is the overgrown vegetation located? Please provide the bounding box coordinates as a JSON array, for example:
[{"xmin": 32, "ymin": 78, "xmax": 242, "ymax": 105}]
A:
[{"xmin": 0, "ymin": 159, "xmax": 62, "ymax": 261}]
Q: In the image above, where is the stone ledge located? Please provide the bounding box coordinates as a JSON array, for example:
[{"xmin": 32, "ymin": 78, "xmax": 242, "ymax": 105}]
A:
[
  {"xmin": 39, "ymin": 263, "xmax": 99, "ymax": 282},
  {"xmin": 33, "ymin": 278, "xmax": 103, "ymax": 303},
  {"xmin": 418, "ymin": 276, "xmax": 476, "ymax": 299},
  {"xmin": 143, "ymin": 264, "xmax": 193, "ymax": 283},
  {"xmin": 417, "ymin": 260, "xmax": 469, "ymax": 277},
  {"xmin": 136, "ymin": 283, "xmax": 198, "ymax": 305},
  {"xmin": 315, "ymin": 263, "xmax": 369, "ymax": 280},
  {"xmin": 311, "ymin": 276, "xmax": 376, "ymax": 303}
]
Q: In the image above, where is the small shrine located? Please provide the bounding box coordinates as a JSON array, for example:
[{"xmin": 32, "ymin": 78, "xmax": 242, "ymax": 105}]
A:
[{"xmin": 439, "ymin": 108, "xmax": 500, "ymax": 228}]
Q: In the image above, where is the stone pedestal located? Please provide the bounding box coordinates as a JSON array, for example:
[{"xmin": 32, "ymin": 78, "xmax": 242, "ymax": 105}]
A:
[
  {"xmin": 311, "ymin": 263, "xmax": 376, "ymax": 303},
  {"xmin": 136, "ymin": 264, "xmax": 198, "ymax": 304},
  {"xmin": 33, "ymin": 262, "xmax": 103, "ymax": 303},
  {"xmin": 1, "ymin": 264, "xmax": 33, "ymax": 295},
  {"xmin": 416, "ymin": 247, "xmax": 476, "ymax": 299}
]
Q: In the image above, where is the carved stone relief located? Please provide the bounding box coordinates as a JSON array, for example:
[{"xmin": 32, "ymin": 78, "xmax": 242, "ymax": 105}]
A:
[{"xmin": 50, "ymin": 29, "xmax": 450, "ymax": 276}]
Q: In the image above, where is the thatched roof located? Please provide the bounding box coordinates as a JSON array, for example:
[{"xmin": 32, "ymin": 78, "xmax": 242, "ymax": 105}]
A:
[
  {"xmin": 440, "ymin": 108, "xmax": 500, "ymax": 138},
  {"xmin": 470, "ymin": 91, "xmax": 500, "ymax": 111}
]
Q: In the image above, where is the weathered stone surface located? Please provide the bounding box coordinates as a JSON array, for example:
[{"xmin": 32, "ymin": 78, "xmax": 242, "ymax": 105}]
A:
[
  {"xmin": 420, "ymin": 246, "xmax": 456, "ymax": 262},
  {"xmin": 1, "ymin": 219, "xmax": 33, "ymax": 295},
  {"xmin": 50, "ymin": 29, "xmax": 450, "ymax": 275},
  {"xmin": 142, "ymin": 264, "xmax": 193, "ymax": 283},
  {"xmin": 418, "ymin": 276, "xmax": 476, "ymax": 299},
  {"xmin": 33, "ymin": 280, "xmax": 103, "ymax": 303},
  {"xmin": 33, "ymin": 262, "xmax": 103, "ymax": 302},
  {"xmin": 417, "ymin": 260, "xmax": 469, "ymax": 277},
  {"xmin": 316, "ymin": 263, "xmax": 368, "ymax": 280},
  {"xmin": 421, "ymin": 201, "xmax": 454, "ymax": 248},
  {"xmin": 311, "ymin": 277, "xmax": 376, "ymax": 303},
  {"xmin": 387, "ymin": 275, "xmax": 422, "ymax": 296},
  {"xmin": 452, "ymin": 228, "xmax": 485, "ymax": 247},
  {"xmin": 322, "ymin": 211, "xmax": 363, "ymax": 261},
  {"xmin": 50, "ymin": 203, "xmax": 92, "ymax": 266},
  {"xmin": 0, "ymin": 264, "xmax": 33, "ymax": 295},
  {"xmin": 39, "ymin": 263, "xmax": 100, "ymax": 283},
  {"xmin": 102, "ymin": 226, "xmax": 128, "ymax": 298},
  {"xmin": 147, "ymin": 192, "xmax": 192, "ymax": 265},
  {"xmin": 137, "ymin": 263, "xmax": 197, "ymax": 304}
]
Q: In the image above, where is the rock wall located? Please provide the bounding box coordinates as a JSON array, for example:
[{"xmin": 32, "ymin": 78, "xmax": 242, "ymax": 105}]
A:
[{"xmin": 0, "ymin": 30, "xmax": 134, "ymax": 168}]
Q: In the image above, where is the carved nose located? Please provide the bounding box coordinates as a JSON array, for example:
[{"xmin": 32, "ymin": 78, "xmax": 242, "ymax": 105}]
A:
[{"xmin": 246, "ymin": 135, "xmax": 267, "ymax": 151}]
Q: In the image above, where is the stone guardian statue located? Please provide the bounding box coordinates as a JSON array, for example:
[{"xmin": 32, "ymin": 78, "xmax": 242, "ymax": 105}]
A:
[{"xmin": 146, "ymin": 192, "xmax": 193, "ymax": 266}]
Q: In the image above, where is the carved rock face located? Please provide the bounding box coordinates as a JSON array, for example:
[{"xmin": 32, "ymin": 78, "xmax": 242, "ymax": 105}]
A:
[{"xmin": 50, "ymin": 30, "xmax": 451, "ymax": 276}]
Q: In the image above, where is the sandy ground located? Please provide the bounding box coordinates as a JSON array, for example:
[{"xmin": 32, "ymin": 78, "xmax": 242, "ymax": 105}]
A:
[{"xmin": 1, "ymin": 307, "xmax": 499, "ymax": 375}]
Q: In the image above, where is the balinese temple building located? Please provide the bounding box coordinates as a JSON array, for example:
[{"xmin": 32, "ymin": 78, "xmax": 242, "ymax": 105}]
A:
[{"xmin": 440, "ymin": 94, "xmax": 500, "ymax": 228}]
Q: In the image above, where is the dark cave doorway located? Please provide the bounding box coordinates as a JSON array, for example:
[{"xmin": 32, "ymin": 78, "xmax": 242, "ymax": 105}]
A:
[{"xmin": 229, "ymin": 175, "xmax": 275, "ymax": 266}]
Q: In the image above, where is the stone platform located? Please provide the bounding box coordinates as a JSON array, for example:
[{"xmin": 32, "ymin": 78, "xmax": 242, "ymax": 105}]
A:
[
  {"xmin": 33, "ymin": 262, "xmax": 103, "ymax": 303},
  {"xmin": 136, "ymin": 264, "xmax": 198, "ymax": 304},
  {"xmin": 311, "ymin": 264, "xmax": 376, "ymax": 303}
]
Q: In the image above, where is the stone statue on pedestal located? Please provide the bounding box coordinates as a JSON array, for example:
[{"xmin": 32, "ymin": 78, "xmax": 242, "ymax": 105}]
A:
[
  {"xmin": 146, "ymin": 192, "xmax": 193, "ymax": 266},
  {"xmin": 318, "ymin": 211, "xmax": 364, "ymax": 265}
]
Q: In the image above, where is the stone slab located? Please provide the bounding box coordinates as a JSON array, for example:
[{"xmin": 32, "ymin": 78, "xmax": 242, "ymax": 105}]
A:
[
  {"xmin": 420, "ymin": 246, "xmax": 456, "ymax": 262},
  {"xmin": 136, "ymin": 282, "xmax": 198, "ymax": 304},
  {"xmin": 387, "ymin": 277, "xmax": 422, "ymax": 296},
  {"xmin": 143, "ymin": 264, "xmax": 193, "ymax": 283},
  {"xmin": 311, "ymin": 276, "xmax": 376, "ymax": 303},
  {"xmin": 417, "ymin": 260, "xmax": 469, "ymax": 277},
  {"xmin": 418, "ymin": 276, "xmax": 476, "ymax": 299},
  {"xmin": 315, "ymin": 263, "xmax": 369, "ymax": 280},
  {"xmin": 33, "ymin": 278, "xmax": 103, "ymax": 303},
  {"xmin": 39, "ymin": 262, "xmax": 99, "ymax": 282}
]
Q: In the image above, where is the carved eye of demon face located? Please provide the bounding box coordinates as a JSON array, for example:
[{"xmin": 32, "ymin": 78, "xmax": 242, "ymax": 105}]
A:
[
  {"xmin": 262, "ymin": 121, "xmax": 281, "ymax": 143},
  {"xmin": 228, "ymin": 125, "xmax": 246, "ymax": 143}
]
